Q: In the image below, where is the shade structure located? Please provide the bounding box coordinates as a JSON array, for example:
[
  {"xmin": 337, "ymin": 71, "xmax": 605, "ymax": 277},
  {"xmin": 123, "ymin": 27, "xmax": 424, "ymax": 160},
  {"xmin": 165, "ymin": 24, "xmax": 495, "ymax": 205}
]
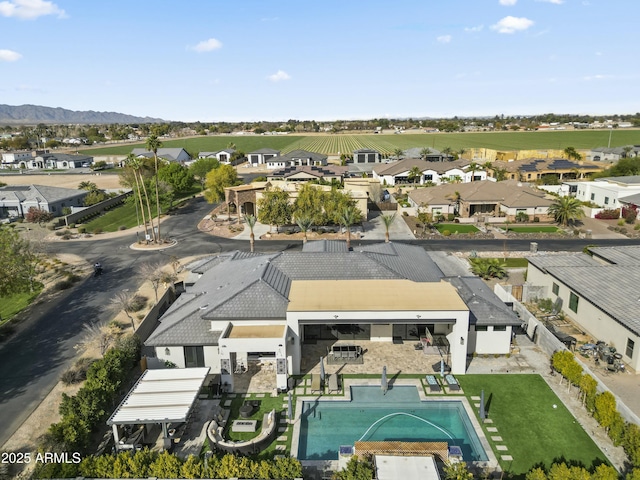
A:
[
  {"xmin": 320, "ymin": 356, "xmax": 325, "ymax": 383},
  {"xmin": 288, "ymin": 391, "xmax": 293, "ymax": 420},
  {"xmin": 381, "ymin": 366, "xmax": 388, "ymax": 395}
]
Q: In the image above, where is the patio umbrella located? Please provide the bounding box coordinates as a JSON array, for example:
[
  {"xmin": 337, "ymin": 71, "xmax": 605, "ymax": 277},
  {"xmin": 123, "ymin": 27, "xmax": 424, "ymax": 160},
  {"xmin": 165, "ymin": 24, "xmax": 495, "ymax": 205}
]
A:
[
  {"xmin": 288, "ymin": 391, "xmax": 293, "ymax": 421},
  {"xmin": 440, "ymin": 358, "xmax": 445, "ymax": 378},
  {"xmin": 381, "ymin": 366, "xmax": 388, "ymax": 395},
  {"xmin": 320, "ymin": 356, "xmax": 326, "ymax": 383}
]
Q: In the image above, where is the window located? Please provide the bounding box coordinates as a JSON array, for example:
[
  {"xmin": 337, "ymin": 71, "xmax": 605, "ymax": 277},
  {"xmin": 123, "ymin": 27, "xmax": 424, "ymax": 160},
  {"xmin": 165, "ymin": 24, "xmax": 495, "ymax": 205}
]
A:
[
  {"xmin": 476, "ymin": 325, "xmax": 488, "ymax": 332},
  {"xmin": 184, "ymin": 346, "xmax": 205, "ymax": 368},
  {"xmin": 569, "ymin": 292, "xmax": 579, "ymax": 313},
  {"xmin": 493, "ymin": 326, "xmax": 506, "ymax": 331},
  {"xmin": 424, "ymin": 174, "xmax": 433, "ymax": 181},
  {"xmin": 626, "ymin": 339, "xmax": 635, "ymax": 359},
  {"xmin": 604, "ymin": 197, "xmax": 609, "ymax": 205},
  {"xmin": 552, "ymin": 283, "xmax": 559, "ymax": 295},
  {"xmin": 590, "ymin": 193, "xmax": 595, "ymax": 201}
]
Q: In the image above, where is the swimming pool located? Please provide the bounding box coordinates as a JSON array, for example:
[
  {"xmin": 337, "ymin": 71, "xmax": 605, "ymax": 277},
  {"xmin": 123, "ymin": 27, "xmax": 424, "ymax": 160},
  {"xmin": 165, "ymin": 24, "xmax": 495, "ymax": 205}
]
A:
[{"xmin": 297, "ymin": 386, "xmax": 488, "ymax": 461}]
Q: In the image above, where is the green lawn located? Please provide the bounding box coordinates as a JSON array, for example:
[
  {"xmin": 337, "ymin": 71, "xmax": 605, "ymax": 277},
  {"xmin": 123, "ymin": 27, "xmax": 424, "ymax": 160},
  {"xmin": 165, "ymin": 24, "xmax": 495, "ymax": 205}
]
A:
[
  {"xmin": 508, "ymin": 225, "xmax": 559, "ymax": 233},
  {"xmin": 457, "ymin": 374, "xmax": 607, "ymax": 476},
  {"xmin": 483, "ymin": 258, "xmax": 529, "ymax": 268},
  {"xmin": 80, "ymin": 130, "xmax": 640, "ymax": 156},
  {"xmin": 0, "ymin": 286, "xmax": 43, "ymax": 326},
  {"xmin": 435, "ymin": 223, "xmax": 479, "ymax": 234}
]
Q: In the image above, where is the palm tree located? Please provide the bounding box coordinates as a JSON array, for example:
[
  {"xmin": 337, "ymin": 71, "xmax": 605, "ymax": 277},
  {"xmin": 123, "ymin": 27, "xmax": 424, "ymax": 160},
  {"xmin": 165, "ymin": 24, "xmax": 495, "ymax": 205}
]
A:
[
  {"xmin": 548, "ymin": 196, "xmax": 584, "ymax": 227},
  {"xmin": 563, "ymin": 146, "xmax": 582, "ymax": 161},
  {"xmin": 338, "ymin": 206, "xmax": 359, "ymax": 250},
  {"xmin": 441, "ymin": 147, "xmax": 453, "ymax": 161},
  {"xmin": 457, "ymin": 148, "xmax": 467, "ymax": 159},
  {"xmin": 447, "ymin": 190, "xmax": 462, "ymax": 216},
  {"xmin": 407, "ymin": 166, "xmax": 422, "ymax": 185},
  {"xmin": 124, "ymin": 154, "xmax": 150, "ymax": 241},
  {"xmin": 243, "ymin": 214, "xmax": 257, "ymax": 252},
  {"xmin": 392, "ymin": 148, "xmax": 404, "ymax": 161},
  {"xmin": 146, "ymin": 134, "xmax": 162, "ymax": 243},
  {"xmin": 622, "ymin": 146, "xmax": 633, "ymax": 158},
  {"xmin": 381, "ymin": 213, "xmax": 396, "ymax": 243},
  {"xmin": 470, "ymin": 258, "xmax": 507, "ymax": 280},
  {"xmin": 467, "ymin": 162, "xmax": 480, "ymax": 182},
  {"xmin": 420, "ymin": 147, "xmax": 431, "ymax": 160},
  {"xmin": 296, "ymin": 215, "xmax": 313, "ymax": 243}
]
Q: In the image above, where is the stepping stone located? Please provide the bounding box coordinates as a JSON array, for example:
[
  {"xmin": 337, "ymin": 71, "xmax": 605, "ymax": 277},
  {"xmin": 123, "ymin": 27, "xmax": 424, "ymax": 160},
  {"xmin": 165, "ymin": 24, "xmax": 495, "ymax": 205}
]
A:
[
  {"xmin": 486, "ymin": 427, "xmax": 498, "ymax": 432},
  {"xmin": 223, "ymin": 400, "xmax": 232, "ymax": 407},
  {"xmin": 275, "ymin": 445, "xmax": 287, "ymax": 451},
  {"xmin": 278, "ymin": 427, "xmax": 287, "ymax": 432},
  {"xmin": 277, "ymin": 436, "xmax": 287, "ymax": 442},
  {"xmin": 491, "ymin": 436, "xmax": 503, "ymax": 442},
  {"xmin": 483, "ymin": 419, "xmax": 493, "ymax": 424},
  {"xmin": 474, "ymin": 403, "xmax": 480, "ymax": 408},
  {"xmin": 295, "ymin": 387, "xmax": 305, "ymax": 395},
  {"xmin": 471, "ymin": 396, "xmax": 481, "ymax": 400},
  {"xmin": 501, "ymin": 455, "xmax": 513, "ymax": 461},
  {"xmin": 279, "ymin": 418, "xmax": 287, "ymax": 423},
  {"xmin": 228, "ymin": 394, "xmax": 237, "ymax": 398},
  {"xmin": 496, "ymin": 445, "xmax": 508, "ymax": 451},
  {"xmin": 256, "ymin": 393, "xmax": 265, "ymax": 398}
]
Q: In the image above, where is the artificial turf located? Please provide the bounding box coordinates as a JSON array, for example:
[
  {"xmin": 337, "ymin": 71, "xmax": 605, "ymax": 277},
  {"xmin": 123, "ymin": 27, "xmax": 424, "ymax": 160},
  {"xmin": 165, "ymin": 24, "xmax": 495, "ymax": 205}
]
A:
[
  {"xmin": 507, "ymin": 226, "xmax": 560, "ymax": 233},
  {"xmin": 457, "ymin": 374, "xmax": 607, "ymax": 476}
]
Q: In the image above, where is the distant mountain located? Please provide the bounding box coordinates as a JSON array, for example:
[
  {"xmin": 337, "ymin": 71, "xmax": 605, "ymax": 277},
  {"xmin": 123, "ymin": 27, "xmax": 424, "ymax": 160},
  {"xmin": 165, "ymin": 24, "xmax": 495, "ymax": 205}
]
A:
[{"xmin": 0, "ymin": 104, "xmax": 165, "ymax": 125}]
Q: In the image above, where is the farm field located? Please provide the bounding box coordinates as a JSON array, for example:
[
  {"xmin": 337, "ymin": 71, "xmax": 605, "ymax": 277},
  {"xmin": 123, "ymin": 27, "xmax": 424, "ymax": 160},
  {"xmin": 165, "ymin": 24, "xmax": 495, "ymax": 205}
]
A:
[{"xmin": 81, "ymin": 129, "xmax": 640, "ymax": 157}]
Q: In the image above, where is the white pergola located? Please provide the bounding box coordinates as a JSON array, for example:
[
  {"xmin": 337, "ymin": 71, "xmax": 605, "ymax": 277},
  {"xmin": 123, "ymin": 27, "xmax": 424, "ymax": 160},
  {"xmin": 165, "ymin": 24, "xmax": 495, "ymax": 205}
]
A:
[{"xmin": 107, "ymin": 367, "xmax": 210, "ymax": 447}]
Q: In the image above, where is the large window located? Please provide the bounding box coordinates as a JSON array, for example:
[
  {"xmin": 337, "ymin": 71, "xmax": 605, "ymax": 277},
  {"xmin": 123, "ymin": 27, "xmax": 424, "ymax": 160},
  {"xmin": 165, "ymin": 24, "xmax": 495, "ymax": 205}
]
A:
[
  {"xmin": 552, "ymin": 283, "xmax": 559, "ymax": 295},
  {"xmin": 569, "ymin": 292, "xmax": 579, "ymax": 313},
  {"xmin": 493, "ymin": 326, "xmax": 507, "ymax": 332},
  {"xmin": 476, "ymin": 325, "xmax": 488, "ymax": 332},
  {"xmin": 184, "ymin": 346, "xmax": 205, "ymax": 368},
  {"xmin": 626, "ymin": 339, "xmax": 635, "ymax": 359}
]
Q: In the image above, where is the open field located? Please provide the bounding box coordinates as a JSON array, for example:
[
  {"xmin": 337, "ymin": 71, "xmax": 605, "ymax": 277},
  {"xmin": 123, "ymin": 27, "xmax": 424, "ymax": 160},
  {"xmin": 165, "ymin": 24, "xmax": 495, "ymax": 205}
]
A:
[
  {"xmin": 81, "ymin": 129, "xmax": 640, "ymax": 157},
  {"xmin": 458, "ymin": 374, "xmax": 607, "ymax": 475},
  {"xmin": 0, "ymin": 173, "xmax": 123, "ymax": 190}
]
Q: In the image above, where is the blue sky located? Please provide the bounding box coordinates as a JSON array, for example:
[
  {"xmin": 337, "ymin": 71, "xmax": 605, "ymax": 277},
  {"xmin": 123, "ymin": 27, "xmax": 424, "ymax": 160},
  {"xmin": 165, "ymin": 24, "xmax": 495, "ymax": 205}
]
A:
[{"xmin": 1, "ymin": 0, "xmax": 638, "ymax": 122}]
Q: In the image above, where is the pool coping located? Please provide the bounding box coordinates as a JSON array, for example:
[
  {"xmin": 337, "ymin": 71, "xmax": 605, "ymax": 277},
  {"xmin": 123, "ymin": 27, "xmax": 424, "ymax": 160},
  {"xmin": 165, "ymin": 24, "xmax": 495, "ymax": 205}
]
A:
[{"xmin": 290, "ymin": 378, "xmax": 499, "ymax": 472}]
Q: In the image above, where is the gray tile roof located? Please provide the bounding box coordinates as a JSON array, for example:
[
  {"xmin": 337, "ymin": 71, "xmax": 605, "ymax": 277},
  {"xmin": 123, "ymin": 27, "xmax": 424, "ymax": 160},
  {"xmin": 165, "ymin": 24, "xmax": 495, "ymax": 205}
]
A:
[
  {"xmin": 249, "ymin": 148, "xmax": 280, "ymax": 154},
  {"xmin": 588, "ymin": 246, "xmax": 640, "ymax": 265},
  {"xmin": 602, "ymin": 175, "xmax": 640, "ymax": 185},
  {"xmin": 445, "ymin": 276, "xmax": 521, "ymax": 326},
  {"xmin": 527, "ymin": 253, "xmax": 601, "ymax": 271},
  {"xmin": 302, "ymin": 240, "xmax": 349, "ymax": 253},
  {"xmin": 0, "ymin": 184, "xmax": 86, "ymax": 204},
  {"xmin": 544, "ymin": 265, "xmax": 640, "ymax": 336},
  {"xmin": 270, "ymin": 252, "xmax": 401, "ymax": 280}
]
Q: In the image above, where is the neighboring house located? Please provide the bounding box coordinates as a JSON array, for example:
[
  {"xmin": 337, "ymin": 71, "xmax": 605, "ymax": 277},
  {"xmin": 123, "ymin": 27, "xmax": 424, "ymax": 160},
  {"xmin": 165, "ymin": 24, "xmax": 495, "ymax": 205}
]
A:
[
  {"xmin": 587, "ymin": 146, "xmax": 640, "ymax": 163},
  {"xmin": 144, "ymin": 241, "xmax": 520, "ymax": 391},
  {"xmin": 0, "ymin": 184, "xmax": 87, "ymax": 219},
  {"xmin": 526, "ymin": 246, "xmax": 640, "ymax": 373},
  {"xmin": 266, "ymin": 149, "xmax": 327, "ymax": 170},
  {"xmin": 1, "ymin": 151, "xmax": 92, "ymax": 170},
  {"xmin": 247, "ymin": 148, "xmax": 280, "ymax": 166},
  {"xmin": 402, "ymin": 147, "xmax": 453, "ymax": 162},
  {"xmin": 198, "ymin": 149, "xmax": 236, "ymax": 164},
  {"xmin": 266, "ymin": 165, "xmax": 347, "ymax": 183},
  {"xmin": 500, "ymin": 158, "xmax": 604, "ymax": 182},
  {"xmin": 569, "ymin": 176, "xmax": 640, "ymax": 210},
  {"xmin": 372, "ymin": 159, "xmax": 485, "ymax": 186},
  {"xmin": 407, "ymin": 180, "xmax": 553, "ymax": 221},
  {"xmin": 1, "ymin": 151, "xmax": 40, "ymax": 169},
  {"xmin": 348, "ymin": 149, "xmax": 383, "ymax": 176},
  {"xmin": 131, "ymin": 148, "xmax": 191, "ymax": 163}
]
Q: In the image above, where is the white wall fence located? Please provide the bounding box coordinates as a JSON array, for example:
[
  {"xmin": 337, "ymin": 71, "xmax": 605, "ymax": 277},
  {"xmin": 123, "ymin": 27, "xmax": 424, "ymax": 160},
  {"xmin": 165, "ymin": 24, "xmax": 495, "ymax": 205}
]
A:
[{"xmin": 494, "ymin": 284, "xmax": 640, "ymax": 426}]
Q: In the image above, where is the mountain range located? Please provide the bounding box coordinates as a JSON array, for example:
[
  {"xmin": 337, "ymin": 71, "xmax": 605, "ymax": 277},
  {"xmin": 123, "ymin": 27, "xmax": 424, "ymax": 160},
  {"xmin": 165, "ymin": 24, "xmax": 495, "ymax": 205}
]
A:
[{"xmin": 0, "ymin": 104, "xmax": 165, "ymax": 125}]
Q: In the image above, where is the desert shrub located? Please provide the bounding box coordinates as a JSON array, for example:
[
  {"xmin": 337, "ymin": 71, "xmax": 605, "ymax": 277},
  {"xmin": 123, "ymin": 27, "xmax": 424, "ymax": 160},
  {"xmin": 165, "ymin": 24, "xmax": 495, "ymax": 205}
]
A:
[
  {"xmin": 78, "ymin": 226, "xmax": 86, "ymax": 234},
  {"xmin": 442, "ymin": 230, "xmax": 451, "ymax": 236},
  {"xmin": 54, "ymin": 280, "xmax": 73, "ymax": 290},
  {"xmin": 69, "ymin": 223, "xmax": 76, "ymax": 228},
  {"xmin": 635, "ymin": 224, "xmax": 640, "ymax": 231},
  {"xmin": 62, "ymin": 233, "xmax": 72, "ymax": 240},
  {"xmin": 93, "ymin": 227, "xmax": 103, "ymax": 234},
  {"xmin": 516, "ymin": 211, "xmax": 530, "ymax": 223},
  {"xmin": 55, "ymin": 231, "xmax": 65, "ymax": 236},
  {"xmin": 595, "ymin": 208, "xmax": 620, "ymax": 219},
  {"xmin": 61, "ymin": 358, "xmax": 95, "ymax": 385},
  {"xmin": 118, "ymin": 225, "xmax": 127, "ymax": 231},
  {"xmin": 618, "ymin": 219, "xmax": 625, "ymax": 226},
  {"xmin": 402, "ymin": 211, "xmax": 408, "ymax": 216},
  {"xmin": 129, "ymin": 295, "xmax": 147, "ymax": 312},
  {"xmin": 623, "ymin": 204, "xmax": 638, "ymax": 224},
  {"xmin": 533, "ymin": 216, "xmax": 540, "ymax": 222},
  {"xmin": 25, "ymin": 207, "xmax": 54, "ymax": 224}
]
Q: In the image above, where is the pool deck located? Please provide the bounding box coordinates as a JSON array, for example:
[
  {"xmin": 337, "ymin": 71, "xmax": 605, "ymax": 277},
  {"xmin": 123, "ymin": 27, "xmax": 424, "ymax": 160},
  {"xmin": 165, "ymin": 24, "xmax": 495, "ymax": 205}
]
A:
[{"xmin": 290, "ymin": 380, "xmax": 499, "ymax": 473}]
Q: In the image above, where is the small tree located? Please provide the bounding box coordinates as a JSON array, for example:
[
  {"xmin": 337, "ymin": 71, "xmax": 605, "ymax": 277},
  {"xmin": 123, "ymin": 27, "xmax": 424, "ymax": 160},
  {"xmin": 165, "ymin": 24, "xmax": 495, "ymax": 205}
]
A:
[
  {"xmin": 243, "ymin": 214, "xmax": 257, "ymax": 252},
  {"xmin": 338, "ymin": 205, "xmax": 360, "ymax": 249},
  {"xmin": 443, "ymin": 461, "xmax": 473, "ymax": 480},
  {"xmin": 139, "ymin": 262, "xmax": 163, "ymax": 303},
  {"xmin": 257, "ymin": 187, "xmax": 292, "ymax": 233},
  {"xmin": 332, "ymin": 455, "xmax": 374, "ymax": 480},
  {"xmin": 25, "ymin": 207, "xmax": 54, "ymax": 225},
  {"xmin": 204, "ymin": 164, "xmax": 238, "ymax": 204},
  {"xmin": 417, "ymin": 203, "xmax": 435, "ymax": 235},
  {"xmin": 189, "ymin": 157, "xmax": 220, "ymax": 191},
  {"xmin": 407, "ymin": 166, "xmax": 422, "ymax": 184},
  {"xmin": 296, "ymin": 214, "xmax": 313, "ymax": 243},
  {"xmin": 381, "ymin": 213, "xmax": 396, "ymax": 242},
  {"xmin": 111, "ymin": 290, "xmax": 137, "ymax": 330},
  {"xmin": 548, "ymin": 196, "xmax": 584, "ymax": 227}
]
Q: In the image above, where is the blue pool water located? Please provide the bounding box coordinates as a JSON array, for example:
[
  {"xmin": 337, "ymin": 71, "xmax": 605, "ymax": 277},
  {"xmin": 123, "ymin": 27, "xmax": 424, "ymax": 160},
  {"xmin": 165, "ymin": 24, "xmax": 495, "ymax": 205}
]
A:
[{"xmin": 298, "ymin": 386, "xmax": 488, "ymax": 461}]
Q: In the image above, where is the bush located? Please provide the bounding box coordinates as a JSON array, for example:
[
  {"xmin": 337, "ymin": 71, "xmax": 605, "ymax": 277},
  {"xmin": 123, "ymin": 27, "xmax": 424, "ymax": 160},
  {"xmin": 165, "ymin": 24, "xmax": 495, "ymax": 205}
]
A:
[
  {"xmin": 533, "ymin": 216, "xmax": 540, "ymax": 222},
  {"xmin": 55, "ymin": 230, "xmax": 65, "ymax": 236},
  {"xmin": 635, "ymin": 224, "xmax": 640, "ymax": 231},
  {"xmin": 69, "ymin": 223, "xmax": 76, "ymax": 228},
  {"xmin": 618, "ymin": 219, "xmax": 626, "ymax": 226},
  {"xmin": 402, "ymin": 211, "xmax": 408, "ymax": 217},
  {"xmin": 62, "ymin": 233, "xmax": 72, "ymax": 240},
  {"xmin": 54, "ymin": 280, "xmax": 73, "ymax": 290},
  {"xmin": 61, "ymin": 358, "xmax": 95, "ymax": 385},
  {"xmin": 595, "ymin": 208, "xmax": 620, "ymax": 219},
  {"xmin": 442, "ymin": 230, "xmax": 451, "ymax": 236},
  {"xmin": 93, "ymin": 227, "xmax": 103, "ymax": 234},
  {"xmin": 118, "ymin": 225, "xmax": 127, "ymax": 231},
  {"xmin": 447, "ymin": 213, "xmax": 456, "ymax": 221},
  {"xmin": 129, "ymin": 295, "xmax": 147, "ymax": 312},
  {"xmin": 78, "ymin": 227, "xmax": 86, "ymax": 234}
]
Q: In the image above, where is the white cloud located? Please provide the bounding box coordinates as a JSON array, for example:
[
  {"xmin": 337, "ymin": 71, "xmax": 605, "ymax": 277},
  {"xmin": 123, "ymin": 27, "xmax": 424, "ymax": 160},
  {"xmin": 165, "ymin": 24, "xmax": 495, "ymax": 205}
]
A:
[
  {"xmin": 190, "ymin": 38, "xmax": 223, "ymax": 52},
  {"xmin": 0, "ymin": 49, "xmax": 22, "ymax": 61},
  {"xmin": 499, "ymin": 0, "xmax": 517, "ymax": 5},
  {"xmin": 267, "ymin": 70, "xmax": 291, "ymax": 82},
  {"xmin": 436, "ymin": 35, "xmax": 451, "ymax": 44},
  {"xmin": 536, "ymin": 0, "xmax": 563, "ymax": 4},
  {"xmin": 0, "ymin": 0, "xmax": 66, "ymax": 19},
  {"xmin": 464, "ymin": 25, "xmax": 483, "ymax": 33},
  {"xmin": 583, "ymin": 74, "xmax": 612, "ymax": 81},
  {"xmin": 490, "ymin": 16, "xmax": 534, "ymax": 34}
]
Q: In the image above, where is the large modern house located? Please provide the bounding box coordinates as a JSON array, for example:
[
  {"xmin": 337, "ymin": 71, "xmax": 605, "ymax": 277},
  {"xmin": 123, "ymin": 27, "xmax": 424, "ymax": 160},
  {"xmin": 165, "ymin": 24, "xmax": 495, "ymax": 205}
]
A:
[
  {"xmin": 266, "ymin": 150, "xmax": 328, "ymax": 170},
  {"xmin": 0, "ymin": 184, "xmax": 87, "ymax": 219},
  {"xmin": 131, "ymin": 148, "xmax": 191, "ymax": 163},
  {"xmin": 1, "ymin": 151, "xmax": 92, "ymax": 170},
  {"xmin": 373, "ymin": 159, "xmax": 486, "ymax": 186},
  {"xmin": 526, "ymin": 246, "xmax": 640, "ymax": 372},
  {"xmin": 145, "ymin": 241, "xmax": 520, "ymax": 392}
]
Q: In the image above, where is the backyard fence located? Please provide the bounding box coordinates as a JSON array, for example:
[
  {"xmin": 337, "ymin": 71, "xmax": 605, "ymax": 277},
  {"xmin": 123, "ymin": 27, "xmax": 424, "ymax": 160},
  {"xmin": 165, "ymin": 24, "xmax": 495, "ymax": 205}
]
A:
[{"xmin": 62, "ymin": 191, "xmax": 131, "ymax": 226}]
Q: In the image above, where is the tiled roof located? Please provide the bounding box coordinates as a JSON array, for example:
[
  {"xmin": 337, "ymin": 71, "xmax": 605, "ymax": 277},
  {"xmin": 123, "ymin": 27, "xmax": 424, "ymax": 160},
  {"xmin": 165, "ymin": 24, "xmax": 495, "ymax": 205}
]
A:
[
  {"xmin": 249, "ymin": 148, "xmax": 281, "ymax": 154},
  {"xmin": 527, "ymin": 253, "xmax": 601, "ymax": 271},
  {"xmin": 0, "ymin": 184, "xmax": 86, "ymax": 203},
  {"xmin": 588, "ymin": 246, "xmax": 640, "ymax": 265},
  {"xmin": 301, "ymin": 240, "xmax": 349, "ymax": 253},
  {"xmin": 268, "ymin": 165, "xmax": 348, "ymax": 179}
]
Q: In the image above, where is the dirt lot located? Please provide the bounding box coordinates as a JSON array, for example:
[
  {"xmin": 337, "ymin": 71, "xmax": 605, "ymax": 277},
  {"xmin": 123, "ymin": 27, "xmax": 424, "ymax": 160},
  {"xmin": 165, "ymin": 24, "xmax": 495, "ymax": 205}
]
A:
[{"xmin": 0, "ymin": 172, "xmax": 123, "ymax": 190}]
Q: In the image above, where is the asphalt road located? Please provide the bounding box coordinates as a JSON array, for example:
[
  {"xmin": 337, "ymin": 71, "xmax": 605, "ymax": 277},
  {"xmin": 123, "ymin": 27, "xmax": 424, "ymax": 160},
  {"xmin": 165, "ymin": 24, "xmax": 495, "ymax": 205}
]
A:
[{"xmin": 1, "ymin": 196, "xmax": 638, "ymax": 448}]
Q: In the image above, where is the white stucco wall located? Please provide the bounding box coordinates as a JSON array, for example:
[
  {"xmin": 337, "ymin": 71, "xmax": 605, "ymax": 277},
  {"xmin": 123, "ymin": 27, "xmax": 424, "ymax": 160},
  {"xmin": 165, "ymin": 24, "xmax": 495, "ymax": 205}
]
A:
[
  {"xmin": 472, "ymin": 327, "xmax": 512, "ymax": 355},
  {"xmin": 370, "ymin": 324, "xmax": 393, "ymax": 341},
  {"xmin": 155, "ymin": 346, "xmax": 186, "ymax": 368}
]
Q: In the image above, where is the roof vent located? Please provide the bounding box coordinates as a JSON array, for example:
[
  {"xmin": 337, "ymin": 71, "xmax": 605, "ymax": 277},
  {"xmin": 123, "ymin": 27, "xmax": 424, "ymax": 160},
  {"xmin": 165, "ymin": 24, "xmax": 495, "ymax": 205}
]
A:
[{"xmin": 200, "ymin": 304, "xmax": 209, "ymax": 310}]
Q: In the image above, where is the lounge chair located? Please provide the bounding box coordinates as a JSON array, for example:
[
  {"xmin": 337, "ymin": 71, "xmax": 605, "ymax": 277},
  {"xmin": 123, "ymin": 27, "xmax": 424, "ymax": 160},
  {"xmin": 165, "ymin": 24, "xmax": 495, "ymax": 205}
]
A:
[
  {"xmin": 311, "ymin": 374, "xmax": 322, "ymax": 394},
  {"xmin": 445, "ymin": 374, "xmax": 460, "ymax": 391},
  {"xmin": 425, "ymin": 375, "xmax": 442, "ymax": 393},
  {"xmin": 328, "ymin": 374, "xmax": 340, "ymax": 393}
]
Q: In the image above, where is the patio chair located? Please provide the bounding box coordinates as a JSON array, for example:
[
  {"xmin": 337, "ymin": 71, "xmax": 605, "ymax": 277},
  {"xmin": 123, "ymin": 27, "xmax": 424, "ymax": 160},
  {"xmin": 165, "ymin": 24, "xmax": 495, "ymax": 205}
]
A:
[
  {"xmin": 328, "ymin": 374, "xmax": 340, "ymax": 393},
  {"xmin": 445, "ymin": 374, "xmax": 460, "ymax": 391},
  {"xmin": 311, "ymin": 374, "xmax": 323, "ymax": 394},
  {"xmin": 425, "ymin": 375, "xmax": 442, "ymax": 393}
]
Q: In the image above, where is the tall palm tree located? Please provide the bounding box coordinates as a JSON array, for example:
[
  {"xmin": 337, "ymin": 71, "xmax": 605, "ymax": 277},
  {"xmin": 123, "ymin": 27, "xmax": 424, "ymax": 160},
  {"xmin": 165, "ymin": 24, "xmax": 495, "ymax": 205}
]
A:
[
  {"xmin": 124, "ymin": 154, "xmax": 150, "ymax": 241},
  {"xmin": 457, "ymin": 148, "xmax": 467, "ymax": 159},
  {"xmin": 441, "ymin": 147, "xmax": 453, "ymax": 161},
  {"xmin": 243, "ymin": 214, "xmax": 257, "ymax": 252},
  {"xmin": 563, "ymin": 146, "xmax": 582, "ymax": 161},
  {"xmin": 381, "ymin": 213, "xmax": 396, "ymax": 243},
  {"xmin": 392, "ymin": 148, "xmax": 404, "ymax": 161},
  {"xmin": 467, "ymin": 162, "xmax": 480, "ymax": 182},
  {"xmin": 548, "ymin": 196, "xmax": 584, "ymax": 227},
  {"xmin": 338, "ymin": 206, "xmax": 359, "ymax": 250},
  {"xmin": 296, "ymin": 215, "xmax": 313, "ymax": 243},
  {"xmin": 407, "ymin": 166, "xmax": 422, "ymax": 185},
  {"xmin": 419, "ymin": 147, "xmax": 431, "ymax": 160},
  {"xmin": 146, "ymin": 134, "xmax": 162, "ymax": 243}
]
